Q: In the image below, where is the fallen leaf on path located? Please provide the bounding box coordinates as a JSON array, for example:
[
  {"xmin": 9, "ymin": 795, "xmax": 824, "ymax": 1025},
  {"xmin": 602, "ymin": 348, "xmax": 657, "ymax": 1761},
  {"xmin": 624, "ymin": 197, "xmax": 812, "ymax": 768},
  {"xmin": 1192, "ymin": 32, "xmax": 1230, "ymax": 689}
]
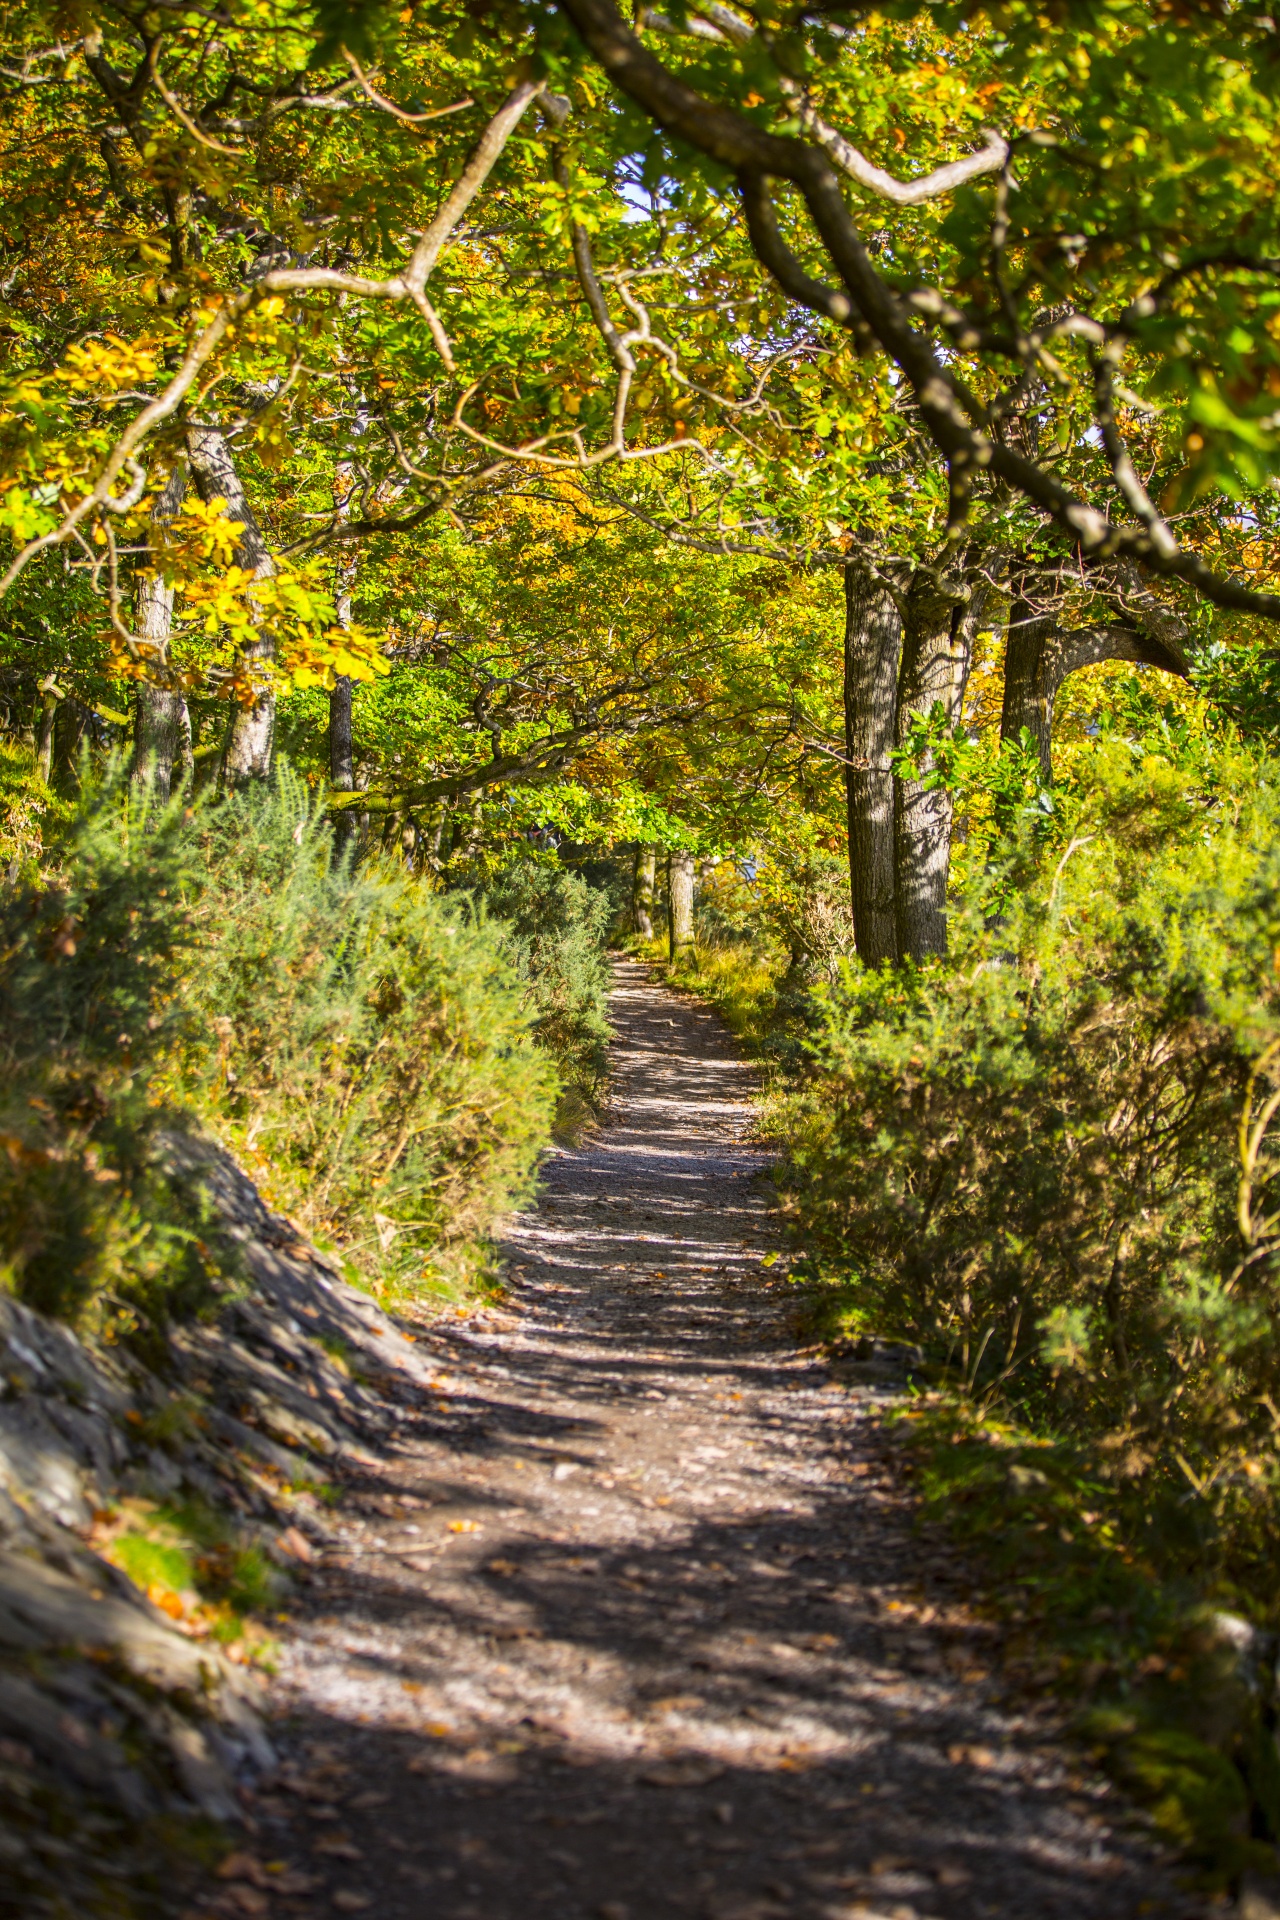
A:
[
  {"xmin": 217, "ymin": 1854, "xmax": 269, "ymax": 1886},
  {"xmin": 448, "ymin": 1519, "xmax": 480, "ymax": 1533},
  {"xmin": 332, "ymin": 1893, "xmax": 373, "ymax": 1913},
  {"xmin": 279, "ymin": 1526, "xmax": 313, "ymax": 1563},
  {"xmin": 640, "ymin": 1759, "xmax": 725, "ymax": 1787},
  {"xmin": 486, "ymin": 1557, "xmax": 519, "ymax": 1576},
  {"xmin": 315, "ymin": 1838, "xmax": 364, "ymax": 1860}
]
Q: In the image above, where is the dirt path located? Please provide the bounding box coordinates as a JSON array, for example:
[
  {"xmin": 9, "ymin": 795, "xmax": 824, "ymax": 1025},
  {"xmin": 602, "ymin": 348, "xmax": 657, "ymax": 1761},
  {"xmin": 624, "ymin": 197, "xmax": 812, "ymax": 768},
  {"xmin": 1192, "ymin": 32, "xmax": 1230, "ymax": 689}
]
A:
[{"xmin": 219, "ymin": 957, "xmax": 1193, "ymax": 1920}]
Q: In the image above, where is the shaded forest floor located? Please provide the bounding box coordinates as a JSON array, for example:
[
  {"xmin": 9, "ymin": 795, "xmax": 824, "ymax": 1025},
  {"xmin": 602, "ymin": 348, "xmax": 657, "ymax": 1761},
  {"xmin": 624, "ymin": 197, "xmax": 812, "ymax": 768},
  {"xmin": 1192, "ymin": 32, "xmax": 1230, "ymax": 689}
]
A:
[{"xmin": 193, "ymin": 957, "xmax": 1199, "ymax": 1920}]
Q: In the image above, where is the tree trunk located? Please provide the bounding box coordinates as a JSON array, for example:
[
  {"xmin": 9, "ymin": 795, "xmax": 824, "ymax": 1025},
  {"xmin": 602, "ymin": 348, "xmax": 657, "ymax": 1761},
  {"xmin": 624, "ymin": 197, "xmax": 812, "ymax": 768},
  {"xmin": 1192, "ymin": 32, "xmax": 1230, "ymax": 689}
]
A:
[
  {"xmin": 131, "ymin": 462, "xmax": 191, "ymax": 801},
  {"xmin": 186, "ymin": 423, "xmax": 276, "ymax": 785},
  {"xmin": 1000, "ymin": 587, "xmax": 1064, "ymax": 780},
  {"xmin": 54, "ymin": 700, "xmax": 90, "ymax": 787},
  {"xmin": 843, "ymin": 559, "xmax": 903, "ymax": 966},
  {"xmin": 893, "ymin": 567, "xmax": 972, "ymax": 962},
  {"xmin": 633, "ymin": 844, "xmax": 657, "ymax": 937},
  {"xmin": 1001, "ymin": 567, "xmax": 1190, "ymax": 780},
  {"xmin": 35, "ymin": 680, "xmax": 58, "ymax": 786},
  {"xmin": 328, "ymin": 482, "xmax": 363, "ymax": 861},
  {"xmin": 668, "ymin": 849, "xmax": 695, "ymax": 960}
]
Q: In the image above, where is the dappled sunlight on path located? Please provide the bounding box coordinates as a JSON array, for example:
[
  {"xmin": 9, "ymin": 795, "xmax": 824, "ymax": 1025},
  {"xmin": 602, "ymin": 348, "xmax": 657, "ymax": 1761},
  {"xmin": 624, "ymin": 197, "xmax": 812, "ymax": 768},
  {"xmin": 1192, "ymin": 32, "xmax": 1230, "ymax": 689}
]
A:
[{"xmin": 205, "ymin": 957, "xmax": 1196, "ymax": 1920}]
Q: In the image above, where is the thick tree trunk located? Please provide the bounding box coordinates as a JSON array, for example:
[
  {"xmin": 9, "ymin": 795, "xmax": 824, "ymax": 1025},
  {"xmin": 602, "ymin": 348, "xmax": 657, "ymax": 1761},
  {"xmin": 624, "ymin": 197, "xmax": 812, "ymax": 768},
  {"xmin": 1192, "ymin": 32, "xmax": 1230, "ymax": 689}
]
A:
[
  {"xmin": 1000, "ymin": 589, "xmax": 1064, "ymax": 780},
  {"xmin": 330, "ymin": 675, "xmax": 354, "ymax": 789},
  {"xmin": 893, "ymin": 567, "xmax": 972, "ymax": 962},
  {"xmin": 1001, "ymin": 570, "xmax": 1190, "ymax": 779},
  {"xmin": 186, "ymin": 424, "xmax": 276, "ymax": 785},
  {"xmin": 843, "ymin": 559, "xmax": 902, "ymax": 966},
  {"xmin": 668, "ymin": 849, "xmax": 695, "ymax": 959},
  {"xmin": 633, "ymin": 844, "xmax": 657, "ymax": 937}
]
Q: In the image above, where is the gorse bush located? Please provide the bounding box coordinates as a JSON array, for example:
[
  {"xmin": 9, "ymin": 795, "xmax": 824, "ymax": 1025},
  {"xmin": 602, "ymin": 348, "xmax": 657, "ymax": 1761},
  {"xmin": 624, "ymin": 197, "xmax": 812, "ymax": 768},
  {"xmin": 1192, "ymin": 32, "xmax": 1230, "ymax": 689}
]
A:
[
  {"xmin": 0, "ymin": 782, "xmax": 239, "ymax": 1335},
  {"xmin": 473, "ymin": 861, "xmax": 614, "ymax": 1124},
  {"xmin": 787, "ymin": 738, "xmax": 1280, "ymax": 1586},
  {"xmin": 182, "ymin": 773, "xmax": 556, "ymax": 1291},
  {"xmin": 0, "ymin": 765, "xmax": 559, "ymax": 1331}
]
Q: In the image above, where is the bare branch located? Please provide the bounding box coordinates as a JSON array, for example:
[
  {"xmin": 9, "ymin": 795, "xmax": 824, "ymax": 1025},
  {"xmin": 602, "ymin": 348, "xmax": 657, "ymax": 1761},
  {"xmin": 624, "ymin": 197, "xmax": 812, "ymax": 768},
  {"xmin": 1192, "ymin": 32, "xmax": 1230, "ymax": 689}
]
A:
[
  {"xmin": 341, "ymin": 50, "xmax": 474, "ymax": 125},
  {"xmin": 149, "ymin": 57, "xmax": 244, "ymax": 155},
  {"xmin": 402, "ymin": 79, "xmax": 543, "ymax": 299}
]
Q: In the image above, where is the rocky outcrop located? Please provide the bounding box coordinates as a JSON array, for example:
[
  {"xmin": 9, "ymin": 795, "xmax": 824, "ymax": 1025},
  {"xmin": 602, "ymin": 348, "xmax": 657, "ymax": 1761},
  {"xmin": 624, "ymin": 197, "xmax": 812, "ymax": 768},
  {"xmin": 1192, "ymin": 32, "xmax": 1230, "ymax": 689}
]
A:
[{"xmin": 0, "ymin": 1135, "xmax": 435, "ymax": 1918}]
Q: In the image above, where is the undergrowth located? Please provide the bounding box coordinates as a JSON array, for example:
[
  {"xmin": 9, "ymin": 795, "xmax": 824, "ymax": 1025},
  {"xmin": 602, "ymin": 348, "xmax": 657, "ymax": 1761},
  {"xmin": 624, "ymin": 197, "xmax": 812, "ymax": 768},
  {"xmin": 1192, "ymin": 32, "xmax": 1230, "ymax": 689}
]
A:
[
  {"xmin": 473, "ymin": 862, "xmax": 614, "ymax": 1139},
  {"xmin": 0, "ymin": 763, "xmax": 566, "ymax": 1335},
  {"xmin": 92, "ymin": 1496, "xmax": 284, "ymax": 1653},
  {"xmin": 774, "ymin": 737, "xmax": 1280, "ymax": 1888}
]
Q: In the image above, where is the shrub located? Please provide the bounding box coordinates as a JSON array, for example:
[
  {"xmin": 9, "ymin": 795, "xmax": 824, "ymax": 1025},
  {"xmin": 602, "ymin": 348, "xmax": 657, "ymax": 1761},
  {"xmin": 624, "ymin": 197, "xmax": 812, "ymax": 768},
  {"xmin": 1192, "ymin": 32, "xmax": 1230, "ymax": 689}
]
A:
[
  {"xmin": 0, "ymin": 779, "xmax": 237, "ymax": 1335},
  {"xmin": 786, "ymin": 739, "xmax": 1280, "ymax": 1588},
  {"xmin": 0, "ymin": 764, "xmax": 559, "ymax": 1328},
  {"xmin": 472, "ymin": 861, "xmax": 614, "ymax": 1128},
  {"xmin": 178, "ymin": 772, "xmax": 558, "ymax": 1294}
]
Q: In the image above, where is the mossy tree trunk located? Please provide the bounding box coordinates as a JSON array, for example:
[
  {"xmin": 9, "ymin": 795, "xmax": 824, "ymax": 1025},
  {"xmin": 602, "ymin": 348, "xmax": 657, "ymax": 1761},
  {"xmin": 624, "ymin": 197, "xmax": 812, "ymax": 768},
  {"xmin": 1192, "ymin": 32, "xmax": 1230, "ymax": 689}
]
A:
[
  {"xmin": 633, "ymin": 844, "xmax": 657, "ymax": 937},
  {"xmin": 892, "ymin": 567, "xmax": 972, "ymax": 963},
  {"xmin": 132, "ymin": 459, "xmax": 192, "ymax": 802},
  {"xmin": 843, "ymin": 558, "xmax": 903, "ymax": 967},
  {"xmin": 668, "ymin": 849, "xmax": 694, "ymax": 960}
]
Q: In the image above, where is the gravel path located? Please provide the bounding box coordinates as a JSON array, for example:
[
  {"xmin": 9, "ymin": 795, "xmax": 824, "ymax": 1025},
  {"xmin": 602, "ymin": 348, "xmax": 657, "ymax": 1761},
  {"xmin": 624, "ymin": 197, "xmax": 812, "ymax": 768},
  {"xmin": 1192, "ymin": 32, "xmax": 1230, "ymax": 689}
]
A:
[{"xmin": 222, "ymin": 957, "xmax": 1193, "ymax": 1920}]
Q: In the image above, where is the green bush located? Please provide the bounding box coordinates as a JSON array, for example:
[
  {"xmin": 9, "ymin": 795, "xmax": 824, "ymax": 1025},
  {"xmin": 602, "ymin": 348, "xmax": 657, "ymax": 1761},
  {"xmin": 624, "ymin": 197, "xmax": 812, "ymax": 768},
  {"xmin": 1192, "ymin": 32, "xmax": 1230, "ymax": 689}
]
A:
[
  {"xmin": 0, "ymin": 779, "xmax": 237, "ymax": 1335},
  {"xmin": 787, "ymin": 738, "xmax": 1280, "ymax": 1587},
  {"xmin": 0, "ymin": 764, "xmax": 559, "ymax": 1329},
  {"xmin": 182, "ymin": 773, "xmax": 557, "ymax": 1293},
  {"xmin": 472, "ymin": 861, "xmax": 613, "ymax": 1128}
]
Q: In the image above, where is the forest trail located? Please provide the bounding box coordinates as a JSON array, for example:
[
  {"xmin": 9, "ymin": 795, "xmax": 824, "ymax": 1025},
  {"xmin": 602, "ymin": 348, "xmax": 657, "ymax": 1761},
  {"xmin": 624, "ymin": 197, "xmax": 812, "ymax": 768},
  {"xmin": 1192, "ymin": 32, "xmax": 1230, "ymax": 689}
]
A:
[{"xmin": 224, "ymin": 957, "xmax": 1193, "ymax": 1920}]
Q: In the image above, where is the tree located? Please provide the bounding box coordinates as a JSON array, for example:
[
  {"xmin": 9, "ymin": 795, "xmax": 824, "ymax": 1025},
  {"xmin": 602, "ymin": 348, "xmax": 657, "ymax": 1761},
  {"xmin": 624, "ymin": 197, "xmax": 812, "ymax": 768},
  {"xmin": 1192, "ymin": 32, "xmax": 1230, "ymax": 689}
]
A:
[
  {"xmin": 668, "ymin": 849, "xmax": 695, "ymax": 958},
  {"xmin": 632, "ymin": 845, "xmax": 657, "ymax": 937}
]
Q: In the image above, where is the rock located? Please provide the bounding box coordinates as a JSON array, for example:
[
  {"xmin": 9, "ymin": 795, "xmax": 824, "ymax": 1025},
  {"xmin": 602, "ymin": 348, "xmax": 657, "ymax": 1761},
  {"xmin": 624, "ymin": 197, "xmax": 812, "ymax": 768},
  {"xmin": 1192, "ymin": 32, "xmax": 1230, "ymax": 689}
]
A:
[
  {"xmin": 161, "ymin": 1709, "xmax": 242, "ymax": 1822},
  {"xmin": 0, "ymin": 1670, "xmax": 153, "ymax": 1817},
  {"xmin": 0, "ymin": 1548, "xmax": 213, "ymax": 1691},
  {"xmin": 0, "ymin": 1122, "xmax": 427, "ymax": 1901}
]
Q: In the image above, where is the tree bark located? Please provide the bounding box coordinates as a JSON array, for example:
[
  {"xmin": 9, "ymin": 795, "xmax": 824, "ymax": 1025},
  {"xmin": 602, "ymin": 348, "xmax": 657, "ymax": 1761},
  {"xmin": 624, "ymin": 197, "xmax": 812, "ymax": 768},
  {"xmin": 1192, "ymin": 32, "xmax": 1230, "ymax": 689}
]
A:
[
  {"xmin": 328, "ymin": 548, "xmax": 365, "ymax": 861},
  {"xmin": 54, "ymin": 699, "xmax": 90, "ymax": 787},
  {"xmin": 893, "ymin": 566, "xmax": 973, "ymax": 962},
  {"xmin": 130, "ymin": 461, "xmax": 191, "ymax": 801},
  {"xmin": 1001, "ymin": 566, "xmax": 1191, "ymax": 778},
  {"xmin": 668, "ymin": 849, "xmax": 695, "ymax": 959},
  {"xmin": 843, "ymin": 558, "xmax": 902, "ymax": 966},
  {"xmin": 35, "ymin": 679, "xmax": 58, "ymax": 786},
  {"xmin": 186, "ymin": 423, "xmax": 276, "ymax": 785},
  {"xmin": 633, "ymin": 843, "xmax": 656, "ymax": 937}
]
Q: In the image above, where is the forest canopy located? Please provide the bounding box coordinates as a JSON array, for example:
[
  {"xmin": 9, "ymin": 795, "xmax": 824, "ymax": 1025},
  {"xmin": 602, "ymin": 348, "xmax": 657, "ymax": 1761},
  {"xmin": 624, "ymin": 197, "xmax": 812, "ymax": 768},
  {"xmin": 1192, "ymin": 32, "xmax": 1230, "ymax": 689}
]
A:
[
  {"xmin": 3, "ymin": 0, "xmax": 1280, "ymax": 919},
  {"xmin": 13, "ymin": 0, "xmax": 1280, "ymax": 1873}
]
